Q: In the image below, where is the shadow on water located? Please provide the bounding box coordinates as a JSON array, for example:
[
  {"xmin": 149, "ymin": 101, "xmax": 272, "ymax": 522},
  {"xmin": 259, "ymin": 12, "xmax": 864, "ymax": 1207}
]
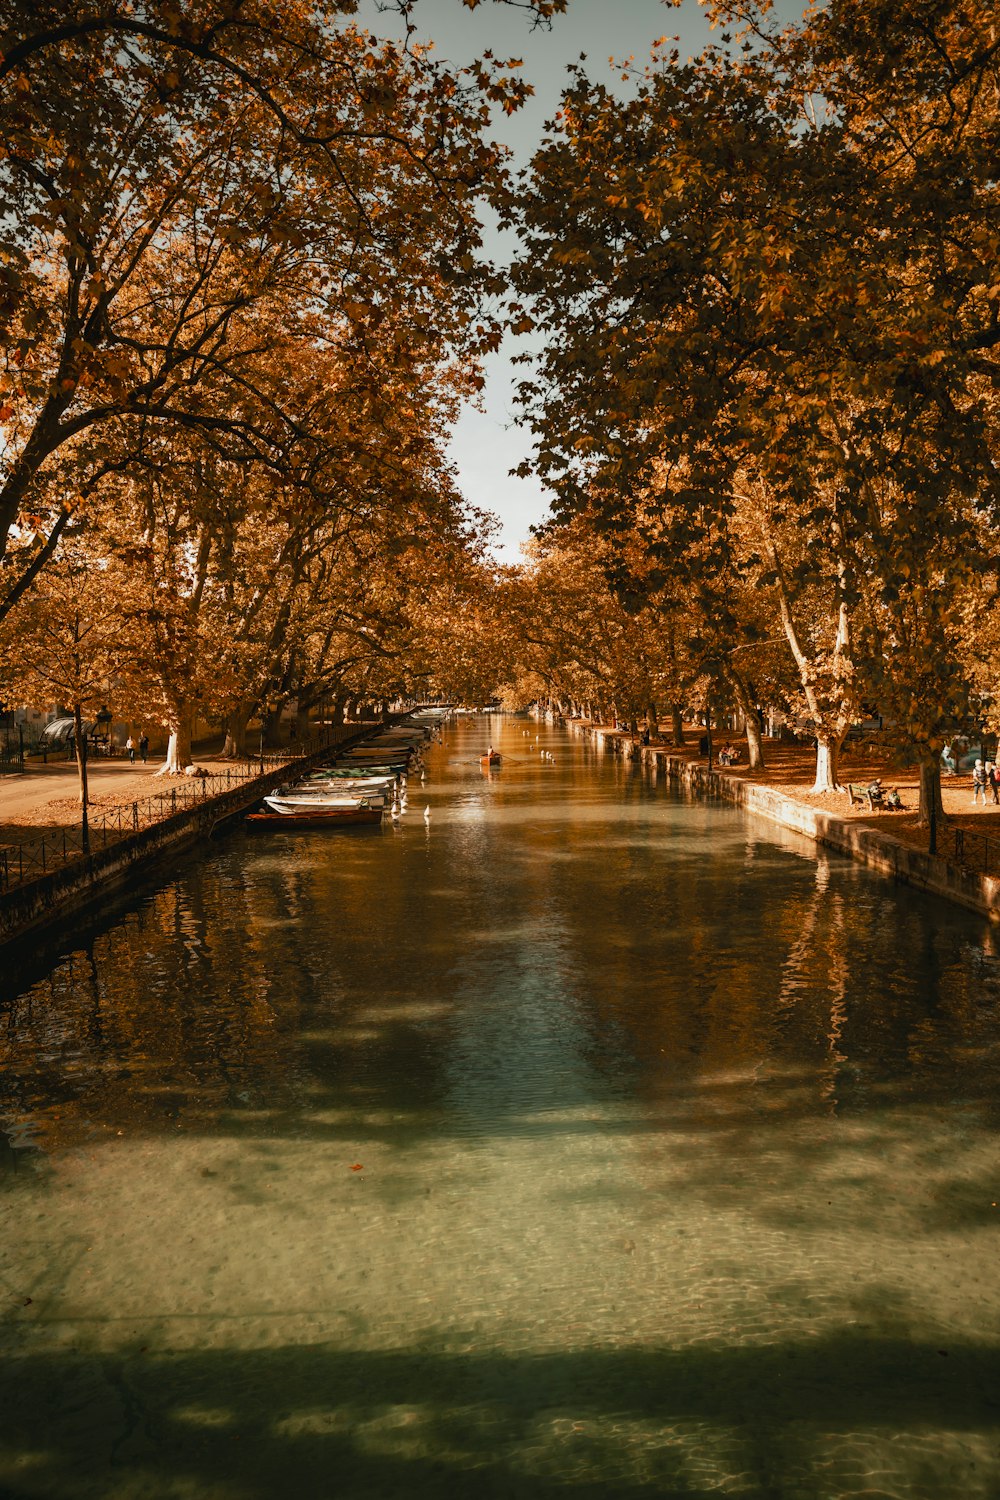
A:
[
  {"xmin": 2, "ymin": 721, "xmax": 1000, "ymax": 1496},
  {"xmin": 0, "ymin": 1334, "xmax": 997, "ymax": 1499}
]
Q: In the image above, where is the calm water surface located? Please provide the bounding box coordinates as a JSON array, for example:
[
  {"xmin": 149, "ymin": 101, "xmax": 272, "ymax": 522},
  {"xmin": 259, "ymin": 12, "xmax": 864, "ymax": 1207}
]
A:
[{"xmin": 1, "ymin": 718, "xmax": 999, "ymax": 1499}]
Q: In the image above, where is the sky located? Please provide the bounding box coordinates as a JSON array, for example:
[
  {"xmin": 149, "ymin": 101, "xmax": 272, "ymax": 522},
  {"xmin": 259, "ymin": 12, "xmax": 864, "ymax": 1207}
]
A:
[{"xmin": 354, "ymin": 0, "xmax": 787, "ymax": 559}]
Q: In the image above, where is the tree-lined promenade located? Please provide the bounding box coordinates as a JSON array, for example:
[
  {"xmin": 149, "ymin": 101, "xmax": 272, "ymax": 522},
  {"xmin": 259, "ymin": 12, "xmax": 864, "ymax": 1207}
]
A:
[
  {"xmin": 0, "ymin": 0, "xmax": 562, "ymax": 790},
  {"xmin": 489, "ymin": 0, "xmax": 1000, "ymax": 845},
  {"xmin": 2, "ymin": 0, "xmax": 1000, "ymax": 853}
]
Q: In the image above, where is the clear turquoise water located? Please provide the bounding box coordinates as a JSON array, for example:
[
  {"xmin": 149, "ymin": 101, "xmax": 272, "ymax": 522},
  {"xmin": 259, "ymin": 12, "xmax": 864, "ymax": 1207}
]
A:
[{"xmin": 1, "ymin": 718, "xmax": 998, "ymax": 1499}]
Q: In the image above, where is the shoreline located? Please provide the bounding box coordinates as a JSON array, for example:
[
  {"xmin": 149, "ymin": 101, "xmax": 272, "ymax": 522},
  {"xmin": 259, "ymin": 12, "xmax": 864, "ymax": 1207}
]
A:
[
  {"xmin": 565, "ymin": 720, "xmax": 1000, "ymax": 924},
  {"xmin": 0, "ymin": 720, "xmax": 401, "ymax": 958}
]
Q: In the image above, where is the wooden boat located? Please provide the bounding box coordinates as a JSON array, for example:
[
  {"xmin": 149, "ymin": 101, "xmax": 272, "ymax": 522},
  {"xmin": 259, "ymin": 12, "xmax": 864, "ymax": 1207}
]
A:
[
  {"xmin": 304, "ymin": 774, "xmax": 395, "ymax": 792},
  {"xmin": 348, "ymin": 741, "xmax": 415, "ymax": 754},
  {"xmin": 480, "ymin": 752, "xmax": 502, "ymax": 767},
  {"xmin": 247, "ymin": 804, "xmax": 383, "ymax": 829},
  {"xmin": 317, "ymin": 765, "xmax": 401, "ymax": 778},
  {"xmin": 273, "ymin": 779, "xmax": 392, "ymax": 797},
  {"xmin": 264, "ymin": 792, "xmax": 384, "ymax": 814},
  {"xmin": 341, "ymin": 750, "xmax": 407, "ymax": 762}
]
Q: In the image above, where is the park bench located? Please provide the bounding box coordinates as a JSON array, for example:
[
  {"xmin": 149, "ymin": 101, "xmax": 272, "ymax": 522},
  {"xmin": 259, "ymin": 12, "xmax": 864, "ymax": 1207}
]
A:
[{"xmin": 845, "ymin": 781, "xmax": 884, "ymax": 810}]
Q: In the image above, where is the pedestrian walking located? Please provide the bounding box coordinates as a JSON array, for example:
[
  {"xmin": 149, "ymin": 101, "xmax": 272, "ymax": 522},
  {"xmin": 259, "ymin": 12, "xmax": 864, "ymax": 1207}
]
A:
[
  {"xmin": 125, "ymin": 734, "xmax": 135, "ymax": 763},
  {"xmin": 973, "ymin": 759, "xmax": 988, "ymax": 804},
  {"xmin": 988, "ymin": 761, "xmax": 1000, "ymax": 805},
  {"xmin": 139, "ymin": 732, "xmax": 149, "ymax": 763}
]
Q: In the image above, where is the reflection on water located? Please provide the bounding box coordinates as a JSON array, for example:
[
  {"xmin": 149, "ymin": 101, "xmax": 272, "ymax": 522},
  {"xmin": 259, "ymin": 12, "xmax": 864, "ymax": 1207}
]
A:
[{"xmin": 1, "ymin": 719, "xmax": 999, "ymax": 1498}]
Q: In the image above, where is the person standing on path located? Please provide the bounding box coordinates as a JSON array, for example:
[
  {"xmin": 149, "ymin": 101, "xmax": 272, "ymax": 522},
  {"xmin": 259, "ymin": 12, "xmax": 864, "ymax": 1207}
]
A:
[
  {"xmin": 139, "ymin": 732, "xmax": 149, "ymax": 763},
  {"xmin": 973, "ymin": 759, "xmax": 988, "ymax": 804},
  {"xmin": 125, "ymin": 735, "xmax": 135, "ymax": 763},
  {"xmin": 988, "ymin": 761, "xmax": 1000, "ymax": 805}
]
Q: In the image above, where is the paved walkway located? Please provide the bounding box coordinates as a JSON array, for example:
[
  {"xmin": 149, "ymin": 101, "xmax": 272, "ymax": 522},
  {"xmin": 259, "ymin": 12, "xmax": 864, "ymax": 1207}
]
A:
[{"xmin": 0, "ymin": 749, "xmax": 237, "ymax": 841}]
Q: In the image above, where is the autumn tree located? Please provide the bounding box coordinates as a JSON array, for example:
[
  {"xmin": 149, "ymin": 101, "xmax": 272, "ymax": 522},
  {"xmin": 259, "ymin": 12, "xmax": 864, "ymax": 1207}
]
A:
[
  {"xmin": 510, "ymin": 2, "xmax": 1000, "ymax": 800},
  {"xmin": 0, "ymin": 0, "xmax": 547, "ymax": 619},
  {"xmin": 483, "ymin": 522, "xmax": 678, "ymax": 731},
  {"xmin": 0, "ymin": 542, "xmax": 134, "ymax": 848}
]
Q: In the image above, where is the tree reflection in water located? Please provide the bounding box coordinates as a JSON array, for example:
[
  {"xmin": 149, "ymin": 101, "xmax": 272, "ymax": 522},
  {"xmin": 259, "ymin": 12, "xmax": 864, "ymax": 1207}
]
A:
[{"xmin": 1, "ymin": 721, "xmax": 998, "ymax": 1498}]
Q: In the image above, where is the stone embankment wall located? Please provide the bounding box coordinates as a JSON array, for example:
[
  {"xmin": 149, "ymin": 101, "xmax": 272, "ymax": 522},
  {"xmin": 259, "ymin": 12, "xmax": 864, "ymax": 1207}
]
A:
[
  {"xmin": 569, "ymin": 720, "xmax": 1000, "ymax": 923},
  {"xmin": 0, "ymin": 729, "xmax": 381, "ymax": 954}
]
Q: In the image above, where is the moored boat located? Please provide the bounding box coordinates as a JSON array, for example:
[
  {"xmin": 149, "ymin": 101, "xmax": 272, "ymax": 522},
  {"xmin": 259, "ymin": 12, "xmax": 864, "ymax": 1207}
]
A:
[
  {"xmin": 263, "ymin": 792, "xmax": 385, "ymax": 814},
  {"xmin": 304, "ymin": 774, "xmax": 395, "ymax": 792},
  {"xmin": 316, "ymin": 765, "xmax": 402, "ymax": 778},
  {"xmin": 340, "ymin": 750, "xmax": 410, "ymax": 762},
  {"xmin": 339, "ymin": 750, "xmax": 407, "ymax": 758},
  {"xmin": 247, "ymin": 804, "xmax": 383, "ymax": 829}
]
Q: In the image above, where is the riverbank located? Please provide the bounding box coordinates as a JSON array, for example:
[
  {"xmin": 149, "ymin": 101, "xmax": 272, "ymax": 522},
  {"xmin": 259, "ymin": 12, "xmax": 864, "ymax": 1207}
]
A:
[
  {"xmin": 566, "ymin": 720, "xmax": 1000, "ymax": 922},
  {"xmin": 0, "ymin": 722, "xmax": 388, "ymax": 954},
  {"xmin": 0, "ymin": 750, "xmax": 224, "ymax": 844},
  {"xmin": 4, "ymin": 714, "xmax": 997, "ymax": 1500}
]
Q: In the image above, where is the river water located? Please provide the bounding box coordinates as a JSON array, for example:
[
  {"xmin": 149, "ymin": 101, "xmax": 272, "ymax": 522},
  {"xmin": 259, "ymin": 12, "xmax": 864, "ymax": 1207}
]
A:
[{"xmin": 1, "ymin": 717, "xmax": 998, "ymax": 1500}]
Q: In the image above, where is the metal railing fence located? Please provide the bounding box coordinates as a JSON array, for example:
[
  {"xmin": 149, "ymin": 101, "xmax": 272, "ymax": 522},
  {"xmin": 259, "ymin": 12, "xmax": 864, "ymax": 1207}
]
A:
[
  {"xmin": 0, "ymin": 721, "xmax": 379, "ymax": 893},
  {"xmin": 0, "ymin": 733, "xmax": 24, "ymax": 776},
  {"xmin": 952, "ymin": 826, "xmax": 1000, "ymax": 877}
]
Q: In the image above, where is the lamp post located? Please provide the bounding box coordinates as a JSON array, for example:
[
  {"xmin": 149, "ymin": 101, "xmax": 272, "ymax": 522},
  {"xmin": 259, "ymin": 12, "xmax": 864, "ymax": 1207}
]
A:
[{"xmin": 95, "ymin": 704, "xmax": 112, "ymax": 755}]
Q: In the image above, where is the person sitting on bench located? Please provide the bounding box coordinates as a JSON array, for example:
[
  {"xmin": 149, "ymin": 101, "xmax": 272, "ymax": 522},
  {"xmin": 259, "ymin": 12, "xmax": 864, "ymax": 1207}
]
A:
[{"xmin": 846, "ymin": 779, "xmax": 886, "ymax": 810}]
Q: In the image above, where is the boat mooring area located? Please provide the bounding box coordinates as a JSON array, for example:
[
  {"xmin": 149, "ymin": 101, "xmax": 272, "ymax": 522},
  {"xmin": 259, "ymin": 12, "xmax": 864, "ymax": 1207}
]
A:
[{"xmin": 1, "ymin": 716, "xmax": 999, "ymax": 1499}]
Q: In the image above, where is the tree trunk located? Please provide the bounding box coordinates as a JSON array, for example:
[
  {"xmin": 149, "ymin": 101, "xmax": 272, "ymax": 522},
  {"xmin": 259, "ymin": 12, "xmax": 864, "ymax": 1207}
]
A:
[
  {"xmin": 73, "ymin": 702, "xmax": 90, "ymax": 854},
  {"xmin": 644, "ymin": 701, "xmax": 659, "ymax": 741},
  {"xmin": 671, "ymin": 705, "xmax": 685, "ymax": 746},
  {"xmin": 917, "ymin": 757, "xmax": 947, "ymax": 832},
  {"xmin": 812, "ymin": 735, "xmax": 843, "ymax": 793},
  {"xmin": 743, "ymin": 711, "xmax": 766, "ymax": 771},
  {"xmin": 161, "ymin": 711, "xmax": 193, "ymax": 774},
  {"xmin": 726, "ymin": 667, "xmax": 766, "ymax": 770},
  {"xmin": 295, "ymin": 703, "xmax": 311, "ymax": 741},
  {"xmin": 263, "ymin": 707, "xmax": 282, "ymax": 747},
  {"xmin": 223, "ymin": 709, "xmax": 249, "ymax": 759}
]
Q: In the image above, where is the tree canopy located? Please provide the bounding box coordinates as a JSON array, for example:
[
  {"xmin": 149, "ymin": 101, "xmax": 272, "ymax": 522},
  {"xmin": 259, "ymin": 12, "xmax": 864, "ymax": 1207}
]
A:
[
  {"xmin": 5, "ymin": 0, "xmax": 1000, "ymax": 816},
  {"xmin": 505, "ymin": 0, "xmax": 1000, "ymax": 800}
]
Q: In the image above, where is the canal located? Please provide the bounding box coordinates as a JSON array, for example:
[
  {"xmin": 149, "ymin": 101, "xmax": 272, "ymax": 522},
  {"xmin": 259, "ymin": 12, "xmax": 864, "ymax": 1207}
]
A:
[{"xmin": 1, "ymin": 717, "xmax": 998, "ymax": 1499}]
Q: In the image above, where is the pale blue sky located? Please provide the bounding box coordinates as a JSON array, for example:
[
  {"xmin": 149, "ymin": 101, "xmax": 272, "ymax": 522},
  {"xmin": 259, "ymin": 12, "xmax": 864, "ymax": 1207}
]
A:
[{"xmin": 358, "ymin": 0, "xmax": 795, "ymax": 557}]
